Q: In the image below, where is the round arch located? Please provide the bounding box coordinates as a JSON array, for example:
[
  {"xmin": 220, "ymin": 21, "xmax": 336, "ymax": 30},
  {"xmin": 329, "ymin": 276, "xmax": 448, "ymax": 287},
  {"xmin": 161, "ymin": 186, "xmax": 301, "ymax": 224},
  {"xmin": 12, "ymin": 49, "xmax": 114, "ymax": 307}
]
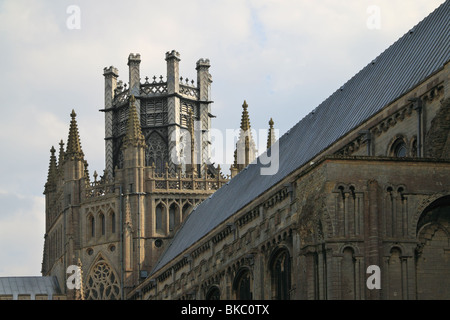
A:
[
  {"xmin": 268, "ymin": 246, "xmax": 292, "ymax": 300},
  {"xmin": 415, "ymin": 195, "xmax": 450, "ymax": 299},
  {"xmin": 232, "ymin": 267, "xmax": 253, "ymax": 300}
]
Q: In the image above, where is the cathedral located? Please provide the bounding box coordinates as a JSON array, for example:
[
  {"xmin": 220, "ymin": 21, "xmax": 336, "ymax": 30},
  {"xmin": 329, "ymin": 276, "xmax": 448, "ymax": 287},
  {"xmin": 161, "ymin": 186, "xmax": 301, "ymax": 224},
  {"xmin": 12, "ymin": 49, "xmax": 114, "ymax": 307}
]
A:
[{"xmin": 38, "ymin": 1, "xmax": 449, "ymax": 300}]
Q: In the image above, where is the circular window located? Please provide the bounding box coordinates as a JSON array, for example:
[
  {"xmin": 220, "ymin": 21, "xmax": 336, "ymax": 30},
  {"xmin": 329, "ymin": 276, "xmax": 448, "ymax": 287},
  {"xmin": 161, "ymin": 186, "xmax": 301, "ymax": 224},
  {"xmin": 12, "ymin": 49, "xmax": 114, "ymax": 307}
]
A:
[
  {"xmin": 87, "ymin": 248, "xmax": 94, "ymax": 256},
  {"xmin": 155, "ymin": 239, "xmax": 163, "ymax": 248},
  {"xmin": 109, "ymin": 245, "xmax": 116, "ymax": 252}
]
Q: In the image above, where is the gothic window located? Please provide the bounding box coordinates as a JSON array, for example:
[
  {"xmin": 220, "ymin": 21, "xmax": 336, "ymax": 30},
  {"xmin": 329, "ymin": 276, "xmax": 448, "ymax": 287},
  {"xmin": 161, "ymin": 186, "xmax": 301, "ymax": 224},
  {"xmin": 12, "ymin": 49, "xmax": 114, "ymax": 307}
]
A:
[
  {"xmin": 100, "ymin": 213, "xmax": 106, "ymax": 236},
  {"xmin": 85, "ymin": 256, "xmax": 121, "ymax": 300},
  {"xmin": 169, "ymin": 203, "xmax": 178, "ymax": 232},
  {"xmin": 182, "ymin": 203, "xmax": 191, "ymax": 221},
  {"xmin": 89, "ymin": 215, "xmax": 95, "ymax": 238},
  {"xmin": 156, "ymin": 203, "xmax": 164, "ymax": 232},
  {"xmin": 233, "ymin": 269, "xmax": 252, "ymax": 300},
  {"xmin": 110, "ymin": 212, "xmax": 116, "ymax": 234},
  {"xmin": 205, "ymin": 286, "xmax": 220, "ymax": 300},
  {"xmin": 146, "ymin": 132, "xmax": 168, "ymax": 173},
  {"xmin": 270, "ymin": 249, "xmax": 291, "ymax": 300}
]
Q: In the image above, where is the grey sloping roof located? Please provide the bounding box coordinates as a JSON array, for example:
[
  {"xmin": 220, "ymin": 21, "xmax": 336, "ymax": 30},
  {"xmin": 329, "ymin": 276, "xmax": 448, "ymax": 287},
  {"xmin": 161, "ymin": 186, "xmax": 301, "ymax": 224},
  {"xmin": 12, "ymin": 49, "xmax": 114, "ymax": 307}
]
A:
[
  {"xmin": 0, "ymin": 276, "xmax": 62, "ymax": 299},
  {"xmin": 151, "ymin": 0, "xmax": 450, "ymax": 274}
]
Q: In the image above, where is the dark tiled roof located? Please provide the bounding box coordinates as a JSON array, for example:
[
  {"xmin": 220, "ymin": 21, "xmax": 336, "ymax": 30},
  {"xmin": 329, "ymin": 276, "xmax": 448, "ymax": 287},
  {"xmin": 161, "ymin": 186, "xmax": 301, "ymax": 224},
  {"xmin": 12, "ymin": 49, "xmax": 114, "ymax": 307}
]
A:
[
  {"xmin": 0, "ymin": 276, "xmax": 62, "ymax": 299},
  {"xmin": 151, "ymin": 1, "xmax": 450, "ymax": 274}
]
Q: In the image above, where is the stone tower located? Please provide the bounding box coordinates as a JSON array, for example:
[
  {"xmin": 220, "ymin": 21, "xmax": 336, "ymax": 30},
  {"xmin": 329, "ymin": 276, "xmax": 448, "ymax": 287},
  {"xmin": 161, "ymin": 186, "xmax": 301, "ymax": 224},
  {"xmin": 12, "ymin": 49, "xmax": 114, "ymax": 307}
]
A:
[
  {"xmin": 102, "ymin": 51, "xmax": 214, "ymax": 179},
  {"xmin": 42, "ymin": 51, "xmax": 228, "ymax": 300}
]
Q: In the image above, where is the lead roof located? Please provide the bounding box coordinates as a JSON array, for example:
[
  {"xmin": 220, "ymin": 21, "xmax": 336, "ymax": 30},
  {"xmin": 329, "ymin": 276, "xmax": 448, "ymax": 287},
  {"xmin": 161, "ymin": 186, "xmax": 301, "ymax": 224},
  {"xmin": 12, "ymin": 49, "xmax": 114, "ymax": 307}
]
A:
[{"xmin": 151, "ymin": 1, "xmax": 450, "ymax": 274}]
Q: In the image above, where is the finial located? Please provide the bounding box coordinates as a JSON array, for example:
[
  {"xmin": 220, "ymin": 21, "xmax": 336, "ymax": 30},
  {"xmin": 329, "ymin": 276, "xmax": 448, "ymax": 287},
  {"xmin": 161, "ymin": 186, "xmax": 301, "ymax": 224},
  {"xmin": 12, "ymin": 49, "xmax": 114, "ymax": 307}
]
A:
[
  {"xmin": 66, "ymin": 109, "xmax": 84, "ymax": 157},
  {"xmin": 267, "ymin": 117, "xmax": 276, "ymax": 150},
  {"xmin": 122, "ymin": 95, "xmax": 145, "ymax": 148}
]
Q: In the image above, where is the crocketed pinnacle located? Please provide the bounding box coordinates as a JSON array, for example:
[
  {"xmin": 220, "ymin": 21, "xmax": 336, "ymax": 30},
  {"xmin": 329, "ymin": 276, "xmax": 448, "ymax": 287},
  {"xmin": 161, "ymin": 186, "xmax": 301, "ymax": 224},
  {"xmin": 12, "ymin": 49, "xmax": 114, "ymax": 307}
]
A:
[
  {"xmin": 240, "ymin": 100, "xmax": 251, "ymax": 132},
  {"xmin": 44, "ymin": 146, "xmax": 58, "ymax": 193},
  {"xmin": 123, "ymin": 95, "xmax": 146, "ymax": 147},
  {"xmin": 267, "ymin": 118, "xmax": 276, "ymax": 149},
  {"xmin": 66, "ymin": 110, "xmax": 84, "ymax": 158},
  {"xmin": 58, "ymin": 140, "xmax": 65, "ymax": 167}
]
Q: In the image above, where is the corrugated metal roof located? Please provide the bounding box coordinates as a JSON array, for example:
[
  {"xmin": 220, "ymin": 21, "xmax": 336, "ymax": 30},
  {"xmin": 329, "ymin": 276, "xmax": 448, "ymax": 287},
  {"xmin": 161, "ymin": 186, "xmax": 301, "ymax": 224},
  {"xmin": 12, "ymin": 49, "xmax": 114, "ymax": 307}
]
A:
[
  {"xmin": 151, "ymin": 0, "xmax": 450, "ymax": 274},
  {"xmin": 0, "ymin": 276, "xmax": 61, "ymax": 299}
]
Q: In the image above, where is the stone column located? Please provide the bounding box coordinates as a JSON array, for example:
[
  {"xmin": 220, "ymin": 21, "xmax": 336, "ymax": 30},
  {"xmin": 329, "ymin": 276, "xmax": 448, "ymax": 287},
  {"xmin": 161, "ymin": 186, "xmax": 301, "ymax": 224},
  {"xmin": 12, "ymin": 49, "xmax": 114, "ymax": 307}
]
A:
[
  {"xmin": 128, "ymin": 53, "xmax": 141, "ymax": 120},
  {"xmin": 166, "ymin": 50, "xmax": 181, "ymax": 171},
  {"xmin": 197, "ymin": 59, "xmax": 212, "ymax": 166}
]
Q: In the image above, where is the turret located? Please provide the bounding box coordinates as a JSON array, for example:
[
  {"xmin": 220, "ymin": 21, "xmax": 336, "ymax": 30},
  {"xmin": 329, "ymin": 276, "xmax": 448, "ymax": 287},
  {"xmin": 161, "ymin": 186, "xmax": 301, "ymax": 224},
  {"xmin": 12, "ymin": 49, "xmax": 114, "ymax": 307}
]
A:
[
  {"xmin": 231, "ymin": 100, "xmax": 257, "ymax": 177},
  {"xmin": 103, "ymin": 66, "xmax": 119, "ymax": 179}
]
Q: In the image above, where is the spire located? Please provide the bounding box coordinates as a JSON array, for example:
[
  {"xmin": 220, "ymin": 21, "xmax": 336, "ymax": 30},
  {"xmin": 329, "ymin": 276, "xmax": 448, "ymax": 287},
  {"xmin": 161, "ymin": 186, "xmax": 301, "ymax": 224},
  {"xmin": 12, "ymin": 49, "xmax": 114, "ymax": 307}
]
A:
[
  {"xmin": 232, "ymin": 100, "xmax": 257, "ymax": 175},
  {"xmin": 66, "ymin": 110, "xmax": 84, "ymax": 159},
  {"xmin": 240, "ymin": 100, "xmax": 251, "ymax": 132},
  {"xmin": 267, "ymin": 118, "xmax": 276, "ymax": 149},
  {"xmin": 123, "ymin": 95, "xmax": 146, "ymax": 148},
  {"xmin": 58, "ymin": 139, "xmax": 65, "ymax": 167},
  {"xmin": 44, "ymin": 146, "xmax": 57, "ymax": 193}
]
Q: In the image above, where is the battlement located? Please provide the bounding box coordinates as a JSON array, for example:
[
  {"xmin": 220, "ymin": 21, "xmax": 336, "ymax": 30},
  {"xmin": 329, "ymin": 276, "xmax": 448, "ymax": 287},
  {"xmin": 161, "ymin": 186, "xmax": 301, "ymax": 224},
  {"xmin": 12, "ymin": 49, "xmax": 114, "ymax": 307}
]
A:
[{"xmin": 165, "ymin": 49, "xmax": 181, "ymax": 61}]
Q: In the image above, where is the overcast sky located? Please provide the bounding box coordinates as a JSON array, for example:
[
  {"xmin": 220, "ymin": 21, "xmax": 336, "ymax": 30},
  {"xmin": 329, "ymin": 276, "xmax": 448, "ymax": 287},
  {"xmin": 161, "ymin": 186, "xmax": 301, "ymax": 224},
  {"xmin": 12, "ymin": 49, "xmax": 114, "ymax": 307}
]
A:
[{"xmin": 0, "ymin": 0, "xmax": 445, "ymax": 276}]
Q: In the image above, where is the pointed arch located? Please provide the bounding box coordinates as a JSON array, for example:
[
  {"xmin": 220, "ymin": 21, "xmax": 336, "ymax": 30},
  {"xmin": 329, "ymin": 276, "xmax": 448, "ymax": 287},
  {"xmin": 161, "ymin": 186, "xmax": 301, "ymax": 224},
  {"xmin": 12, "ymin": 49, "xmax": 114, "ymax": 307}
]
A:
[
  {"xmin": 269, "ymin": 247, "xmax": 291, "ymax": 300},
  {"xmin": 87, "ymin": 213, "xmax": 95, "ymax": 239},
  {"xmin": 145, "ymin": 131, "xmax": 168, "ymax": 173},
  {"xmin": 84, "ymin": 254, "xmax": 121, "ymax": 300},
  {"xmin": 155, "ymin": 202, "xmax": 165, "ymax": 232},
  {"xmin": 169, "ymin": 202, "xmax": 179, "ymax": 232},
  {"xmin": 182, "ymin": 201, "xmax": 192, "ymax": 221}
]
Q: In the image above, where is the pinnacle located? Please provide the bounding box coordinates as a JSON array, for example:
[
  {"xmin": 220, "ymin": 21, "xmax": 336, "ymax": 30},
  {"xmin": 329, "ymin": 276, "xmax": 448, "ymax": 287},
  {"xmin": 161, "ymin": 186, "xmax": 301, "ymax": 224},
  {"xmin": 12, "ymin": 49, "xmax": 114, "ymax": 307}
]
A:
[
  {"xmin": 240, "ymin": 100, "xmax": 251, "ymax": 132},
  {"xmin": 123, "ymin": 95, "xmax": 145, "ymax": 147},
  {"xmin": 267, "ymin": 118, "xmax": 276, "ymax": 149},
  {"xmin": 44, "ymin": 146, "xmax": 58, "ymax": 193},
  {"xmin": 66, "ymin": 109, "xmax": 84, "ymax": 157}
]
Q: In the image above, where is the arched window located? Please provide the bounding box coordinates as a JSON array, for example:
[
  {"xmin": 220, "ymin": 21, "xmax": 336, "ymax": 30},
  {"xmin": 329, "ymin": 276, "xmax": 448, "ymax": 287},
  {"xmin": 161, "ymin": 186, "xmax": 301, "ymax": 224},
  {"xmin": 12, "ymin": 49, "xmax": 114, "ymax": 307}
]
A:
[
  {"xmin": 390, "ymin": 137, "xmax": 407, "ymax": 157},
  {"xmin": 111, "ymin": 212, "xmax": 116, "ymax": 234},
  {"xmin": 233, "ymin": 269, "xmax": 252, "ymax": 300},
  {"xmin": 205, "ymin": 286, "xmax": 220, "ymax": 300},
  {"xmin": 182, "ymin": 203, "xmax": 191, "ymax": 221},
  {"xmin": 416, "ymin": 195, "xmax": 450, "ymax": 299},
  {"xmin": 85, "ymin": 256, "xmax": 120, "ymax": 300},
  {"xmin": 270, "ymin": 249, "xmax": 291, "ymax": 300},
  {"xmin": 169, "ymin": 203, "xmax": 178, "ymax": 231},
  {"xmin": 100, "ymin": 214, "xmax": 106, "ymax": 236},
  {"xmin": 90, "ymin": 216, "xmax": 95, "ymax": 238},
  {"xmin": 155, "ymin": 203, "xmax": 164, "ymax": 232}
]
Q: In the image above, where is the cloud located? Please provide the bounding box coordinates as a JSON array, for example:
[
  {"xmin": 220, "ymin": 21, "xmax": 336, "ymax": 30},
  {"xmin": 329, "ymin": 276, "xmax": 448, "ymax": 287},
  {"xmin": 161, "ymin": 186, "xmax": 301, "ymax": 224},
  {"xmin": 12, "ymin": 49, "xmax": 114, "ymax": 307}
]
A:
[
  {"xmin": 0, "ymin": 192, "xmax": 45, "ymax": 276},
  {"xmin": 0, "ymin": 0, "xmax": 445, "ymax": 277}
]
